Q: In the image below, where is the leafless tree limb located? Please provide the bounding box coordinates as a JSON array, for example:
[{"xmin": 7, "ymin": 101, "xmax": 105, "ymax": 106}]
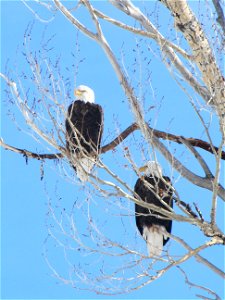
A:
[
  {"xmin": 212, "ymin": 0, "xmax": 225, "ymax": 36},
  {"xmin": 179, "ymin": 137, "xmax": 213, "ymax": 178},
  {"xmin": 0, "ymin": 138, "xmax": 63, "ymax": 160},
  {"xmin": 150, "ymin": 127, "xmax": 225, "ymax": 160},
  {"xmin": 146, "ymin": 127, "xmax": 225, "ymax": 201},
  {"xmin": 2, "ymin": 120, "xmax": 224, "ymax": 159},
  {"xmin": 210, "ymin": 139, "xmax": 224, "ymax": 226},
  {"xmin": 160, "ymin": 0, "xmax": 225, "ymax": 126},
  {"xmin": 92, "ymin": 7, "xmax": 193, "ymax": 60},
  {"xmin": 53, "ymin": 0, "xmax": 97, "ymax": 41},
  {"xmin": 177, "ymin": 266, "xmax": 221, "ymax": 300},
  {"xmin": 109, "ymin": 0, "xmax": 211, "ymax": 104},
  {"xmin": 21, "ymin": 0, "xmax": 55, "ymax": 23},
  {"xmin": 170, "ymin": 234, "xmax": 225, "ymax": 279}
]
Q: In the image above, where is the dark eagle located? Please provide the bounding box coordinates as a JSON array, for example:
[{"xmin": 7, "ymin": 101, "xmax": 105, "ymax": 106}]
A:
[
  {"xmin": 134, "ymin": 161, "xmax": 173, "ymax": 257},
  {"xmin": 65, "ymin": 85, "xmax": 103, "ymax": 182}
]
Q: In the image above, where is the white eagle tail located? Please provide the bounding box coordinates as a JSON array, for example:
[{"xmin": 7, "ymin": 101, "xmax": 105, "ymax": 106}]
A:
[
  {"xmin": 143, "ymin": 225, "xmax": 167, "ymax": 257},
  {"xmin": 76, "ymin": 157, "xmax": 95, "ymax": 182}
]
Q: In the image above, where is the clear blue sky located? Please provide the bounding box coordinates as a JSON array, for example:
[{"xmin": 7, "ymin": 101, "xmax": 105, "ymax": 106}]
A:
[{"xmin": 1, "ymin": 1, "xmax": 224, "ymax": 299}]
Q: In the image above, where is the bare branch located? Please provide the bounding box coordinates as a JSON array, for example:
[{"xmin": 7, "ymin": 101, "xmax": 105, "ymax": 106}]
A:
[
  {"xmin": 212, "ymin": 0, "xmax": 225, "ymax": 35},
  {"xmin": 177, "ymin": 266, "xmax": 222, "ymax": 300},
  {"xmin": 147, "ymin": 128, "xmax": 225, "ymax": 201},
  {"xmin": 2, "ymin": 118, "xmax": 225, "ymax": 201},
  {"xmin": 210, "ymin": 140, "xmax": 224, "ymax": 225},
  {"xmin": 194, "ymin": 203, "xmax": 205, "ymax": 222},
  {"xmin": 21, "ymin": 0, "xmax": 55, "ymax": 23},
  {"xmin": 0, "ymin": 72, "xmax": 65, "ymax": 153},
  {"xmin": 53, "ymin": 0, "xmax": 97, "ymax": 41},
  {"xmin": 109, "ymin": 0, "xmax": 211, "ymax": 103},
  {"xmin": 149, "ymin": 127, "xmax": 225, "ymax": 160},
  {"xmin": 93, "ymin": 7, "xmax": 193, "ymax": 60},
  {"xmin": 173, "ymin": 196, "xmax": 198, "ymax": 219},
  {"xmin": 170, "ymin": 234, "xmax": 225, "ymax": 279},
  {"xmin": 100, "ymin": 123, "xmax": 139, "ymax": 153},
  {"xmin": 160, "ymin": 0, "xmax": 225, "ymax": 123},
  {"xmin": 0, "ymin": 138, "xmax": 63, "ymax": 160},
  {"xmin": 179, "ymin": 137, "xmax": 213, "ymax": 178}
]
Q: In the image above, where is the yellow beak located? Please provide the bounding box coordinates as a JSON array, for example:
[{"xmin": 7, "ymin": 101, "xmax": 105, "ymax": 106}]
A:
[
  {"xmin": 74, "ymin": 89, "xmax": 82, "ymax": 97},
  {"xmin": 139, "ymin": 165, "xmax": 148, "ymax": 172}
]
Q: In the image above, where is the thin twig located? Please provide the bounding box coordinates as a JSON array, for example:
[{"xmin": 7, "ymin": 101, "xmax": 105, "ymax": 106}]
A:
[
  {"xmin": 173, "ymin": 196, "xmax": 198, "ymax": 219},
  {"xmin": 21, "ymin": 0, "xmax": 55, "ymax": 23},
  {"xmin": 194, "ymin": 203, "xmax": 205, "ymax": 222},
  {"xmin": 177, "ymin": 265, "xmax": 221, "ymax": 300}
]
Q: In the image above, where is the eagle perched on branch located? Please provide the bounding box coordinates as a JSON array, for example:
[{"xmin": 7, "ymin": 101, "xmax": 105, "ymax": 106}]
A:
[
  {"xmin": 65, "ymin": 85, "xmax": 103, "ymax": 181},
  {"xmin": 134, "ymin": 161, "xmax": 173, "ymax": 257}
]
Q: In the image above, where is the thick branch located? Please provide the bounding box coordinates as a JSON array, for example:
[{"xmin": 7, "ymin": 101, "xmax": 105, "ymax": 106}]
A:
[
  {"xmin": 160, "ymin": 0, "xmax": 225, "ymax": 121},
  {"xmin": 148, "ymin": 129, "xmax": 225, "ymax": 201},
  {"xmin": 149, "ymin": 127, "xmax": 225, "ymax": 160},
  {"xmin": 100, "ymin": 123, "xmax": 139, "ymax": 153},
  {"xmin": 2, "ymin": 119, "xmax": 225, "ymax": 163},
  {"xmin": 2, "ymin": 123, "xmax": 225, "ymax": 160}
]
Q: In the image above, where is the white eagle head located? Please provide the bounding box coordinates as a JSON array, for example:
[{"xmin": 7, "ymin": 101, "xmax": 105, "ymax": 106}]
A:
[
  {"xmin": 74, "ymin": 85, "xmax": 95, "ymax": 103},
  {"xmin": 139, "ymin": 160, "xmax": 163, "ymax": 177}
]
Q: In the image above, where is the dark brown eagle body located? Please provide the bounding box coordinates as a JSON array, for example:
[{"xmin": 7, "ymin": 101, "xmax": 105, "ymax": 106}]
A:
[
  {"xmin": 65, "ymin": 99, "xmax": 103, "ymax": 181},
  {"xmin": 66, "ymin": 100, "xmax": 103, "ymax": 155},
  {"xmin": 134, "ymin": 174, "xmax": 173, "ymax": 256}
]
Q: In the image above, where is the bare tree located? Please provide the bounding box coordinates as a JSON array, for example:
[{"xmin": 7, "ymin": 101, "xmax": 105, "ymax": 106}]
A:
[{"xmin": 1, "ymin": 0, "xmax": 225, "ymax": 298}]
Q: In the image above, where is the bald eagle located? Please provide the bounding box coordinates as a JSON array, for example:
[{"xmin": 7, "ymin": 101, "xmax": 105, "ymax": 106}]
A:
[
  {"xmin": 134, "ymin": 161, "xmax": 173, "ymax": 257},
  {"xmin": 65, "ymin": 85, "xmax": 103, "ymax": 182}
]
